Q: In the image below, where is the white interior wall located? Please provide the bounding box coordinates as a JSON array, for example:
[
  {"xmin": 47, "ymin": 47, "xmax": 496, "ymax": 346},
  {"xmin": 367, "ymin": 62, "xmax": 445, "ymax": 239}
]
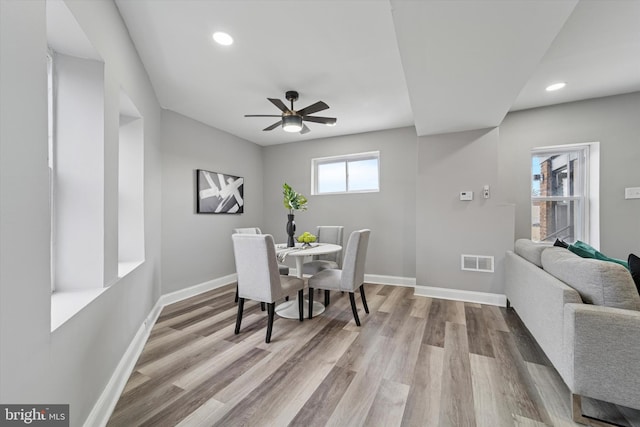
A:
[
  {"xmin": 500, "ymin": 92, "xmax": 640, "ymax": 259},
  {"xmin": 416, "ymin": 128, "xmax": 515, "ymax": 295},
  {"xmin": 262, "ymin": 127, "xmax": 418, "ymax": 279},
  {"xmin": 160, "ymin": 110, "xmax": 264, "ymax": 294},
  {"xmin": 0, "ymin": 2, "xmax": 163, "ymax": 426}
]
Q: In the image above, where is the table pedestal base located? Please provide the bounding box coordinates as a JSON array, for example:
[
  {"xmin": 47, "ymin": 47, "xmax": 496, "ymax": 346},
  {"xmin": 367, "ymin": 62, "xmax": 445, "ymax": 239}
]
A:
[{"xmin": 275, "ymin": 298, "xmax": 325, "ymax": 319}]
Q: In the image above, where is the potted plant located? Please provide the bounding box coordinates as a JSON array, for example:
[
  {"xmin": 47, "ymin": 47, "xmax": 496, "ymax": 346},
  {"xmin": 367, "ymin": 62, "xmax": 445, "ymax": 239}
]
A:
[{"xmin": 283, "ymin": 183, "xmax": 308, "ymax": 247}]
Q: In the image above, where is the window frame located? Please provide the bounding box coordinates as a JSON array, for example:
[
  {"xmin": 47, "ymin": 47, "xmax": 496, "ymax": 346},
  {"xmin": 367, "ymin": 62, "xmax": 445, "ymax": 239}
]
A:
[
  {"xmin": 311, "ymin": 151, "xmax": 380, "ymax": 195},
  {"xmin": 530, "ymin": 143, "xmax": 590, "ymax": 244}
]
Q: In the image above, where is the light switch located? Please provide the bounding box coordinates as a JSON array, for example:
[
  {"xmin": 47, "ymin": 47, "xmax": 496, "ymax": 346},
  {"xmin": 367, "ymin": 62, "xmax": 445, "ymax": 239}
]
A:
[{"xmin": 625, "ymin": 187, "xmax": 640, "ymax": 199}]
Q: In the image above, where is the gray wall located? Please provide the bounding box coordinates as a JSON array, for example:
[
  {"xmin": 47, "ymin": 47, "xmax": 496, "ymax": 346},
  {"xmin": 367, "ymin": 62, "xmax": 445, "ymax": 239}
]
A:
[
  {"xmin": 160, "ymin": 110, "xmax": 264, "ymax": 294},
  {"xmin": 262, "ymin": 127, "xmax": 417, "ymax": 278},
  {"xmin": 416, "ymin": 128, "xmax": 515, "ymax": 294},
  {"xmin": 0, "ymin": 1, "xmax": 163, "ymax": 425},
  {"xmin": 500, "ymin": 92, "xmax": 640, "ymax": 259}
]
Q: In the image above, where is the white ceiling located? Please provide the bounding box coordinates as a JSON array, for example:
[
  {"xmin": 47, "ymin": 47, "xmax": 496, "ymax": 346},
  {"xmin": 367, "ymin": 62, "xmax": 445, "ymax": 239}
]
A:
[{"xmin": 112, "ymin": 0, "xmax": 640, "ymax": 146}]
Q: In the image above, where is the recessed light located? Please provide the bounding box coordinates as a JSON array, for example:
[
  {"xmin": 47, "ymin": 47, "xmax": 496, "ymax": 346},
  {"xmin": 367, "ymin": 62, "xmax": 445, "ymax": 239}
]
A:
[
  {"xmin": 546, "ymin": 82, "xmax": 566, "ymax": 92},
  {"xmin": 213, "ymin": 31, "xmax": 233, "ymax": 46}
]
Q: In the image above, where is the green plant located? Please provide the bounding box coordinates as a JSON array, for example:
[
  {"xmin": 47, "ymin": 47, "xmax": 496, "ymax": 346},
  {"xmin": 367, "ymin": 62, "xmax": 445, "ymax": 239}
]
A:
[{"xmin": 283, "ymin": 183, "xmax": 308, "ymax": 214}]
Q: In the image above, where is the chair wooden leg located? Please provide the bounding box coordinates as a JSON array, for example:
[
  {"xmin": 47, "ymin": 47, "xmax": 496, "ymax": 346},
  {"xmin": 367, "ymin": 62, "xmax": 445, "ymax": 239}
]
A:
[
  {"xmin": 349, "ymin": 292, "xmax": 361, "ymax": 326},
  {"xmin": 234, "ymin": 285, "xmax": 239, "ymax": 303},
  {"xmin": 261, "ymin": 302, "xmax": 265, "ymax": 311},
  {"xmin": 298, "ymin": 289, "xmax": 304, "ymax": 322},
  {"xmin": 324, "ymin": 290, "xmax": 330, "ymax": 306},
  {"xmin": 266, "ymin": 303, "xmax": 275, "ymax": 343},
  {"xmin": 360, "ymin": 284, "xmax": 369, "ymax": 314},
  {"xmin": 234, "ymin": 298, "xmax": 245, "ymax": 334},
  {"xmin": 308, "ymin": 288, "xmax": 314, "ymax": 319}
]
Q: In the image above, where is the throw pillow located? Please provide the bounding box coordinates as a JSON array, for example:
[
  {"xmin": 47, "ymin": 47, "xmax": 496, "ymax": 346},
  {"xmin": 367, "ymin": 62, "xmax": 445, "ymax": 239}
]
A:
[
  {"xmin": 568, "ymin": 240, "xmax": 630, "ymax": 269},
  {"xmin": 629, "ymin": 253, "xmax": 640, "ymax": 294},
  {"xmin": 553, "ymin": 238, "xmax": 569, "ymax": 248}
]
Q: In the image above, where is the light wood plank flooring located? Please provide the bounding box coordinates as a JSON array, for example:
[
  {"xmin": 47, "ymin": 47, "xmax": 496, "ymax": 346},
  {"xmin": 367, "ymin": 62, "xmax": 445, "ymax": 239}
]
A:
[{"xmin": 107, "ymin": 284, "xmax": 640, "ymax": 426}]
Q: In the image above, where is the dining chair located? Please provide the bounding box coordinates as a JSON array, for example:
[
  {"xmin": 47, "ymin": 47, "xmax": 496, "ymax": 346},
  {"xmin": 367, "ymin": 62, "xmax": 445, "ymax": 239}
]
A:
[
  {"xmin": 234, "ymin": 228, "xmax": 290, "ymax": 274},
  {"xmin": 232, "ymin": 233, "xmax": 305, "ymax": 343},
  {"xmin": 233, "ymin": 227, "xmax": 290, "ymax": 305},
  {"xmin": 307, "ymin": 229, "xmax": 370, "ymax": 325},
  {"xmin": 302, "ymin": 226, "xmax": 344, "ymax": 274}
]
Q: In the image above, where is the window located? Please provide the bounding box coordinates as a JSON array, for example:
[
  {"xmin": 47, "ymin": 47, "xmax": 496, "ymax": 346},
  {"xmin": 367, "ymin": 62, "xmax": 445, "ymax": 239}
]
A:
[
  {"xmin": 531, "ymin": 144, "xmax": 592, "ymax": 244},
  {"xmin": 312, "ymin": 151, "xmax": 380, "ymax": 195},
  {"xmin": 118, "ymin": 89, "xmax": 145, "ymax": 278}
]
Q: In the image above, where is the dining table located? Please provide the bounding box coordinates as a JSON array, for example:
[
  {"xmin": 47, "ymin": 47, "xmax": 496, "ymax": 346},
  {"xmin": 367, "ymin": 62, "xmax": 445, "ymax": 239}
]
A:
[{"xmin": 274, "ymin": 242, "xmax": 342, "ymax": 319}]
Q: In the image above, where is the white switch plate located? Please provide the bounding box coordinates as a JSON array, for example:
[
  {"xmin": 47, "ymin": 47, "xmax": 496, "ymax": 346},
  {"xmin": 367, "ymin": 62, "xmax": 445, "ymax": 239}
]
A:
[
  {"xmin": 625, "ymin": 187, "xmax": 640, "ymax": 199},
  {"xmin": 460, "ymin": 191, "xmax": 473, "ymax": 201}
]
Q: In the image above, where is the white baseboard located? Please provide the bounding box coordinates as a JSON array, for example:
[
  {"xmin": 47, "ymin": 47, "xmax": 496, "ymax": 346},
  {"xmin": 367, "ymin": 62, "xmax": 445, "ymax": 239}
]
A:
[
  {"xmin": 83, "ymin": 302, "xmax": 162, "ymax": 427},
  {"xmin": 159, "ymin": 273, "xmax": 237, "ymax": 307},
  {"xmin": 84, "ymin": 274, "xmax": 236, "ymax": 427},
  {"xmin": 364, "ymin": 274, "xmax": 416, "ymax": 287},
  {"xmin": 413, "ymin": 285, "xmax": 507, "ymax": 307}
]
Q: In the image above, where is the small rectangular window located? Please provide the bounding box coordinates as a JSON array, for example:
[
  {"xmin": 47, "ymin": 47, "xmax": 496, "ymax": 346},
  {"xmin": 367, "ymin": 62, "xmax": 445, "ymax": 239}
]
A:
[
  {"xmin": 312, "ymin": 151, "xmax": 380, "ymax": 195},
  {"xmin": 531, "ymin": 145, "xmax": 589, "ymax": 243}
]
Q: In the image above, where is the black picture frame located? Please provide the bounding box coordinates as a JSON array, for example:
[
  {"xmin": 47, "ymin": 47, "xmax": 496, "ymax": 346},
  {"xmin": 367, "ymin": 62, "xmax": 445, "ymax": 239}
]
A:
[{"xmin": 196, "ymin": 169, "xmax": 244, "ymax": 214}]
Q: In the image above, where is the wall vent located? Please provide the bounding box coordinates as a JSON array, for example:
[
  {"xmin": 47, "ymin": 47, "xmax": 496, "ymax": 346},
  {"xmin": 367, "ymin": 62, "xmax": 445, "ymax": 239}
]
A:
[{"xmin": 461, "ymin": 254, "xmax": 494, "ymax": 273}]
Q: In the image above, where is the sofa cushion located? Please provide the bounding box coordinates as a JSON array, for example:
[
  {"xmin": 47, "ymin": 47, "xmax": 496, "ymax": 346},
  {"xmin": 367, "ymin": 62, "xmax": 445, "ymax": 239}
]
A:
[
  {"xmin": 541, "ymin": 247, "xmax": 640, "ymax": 311},
  {"xmin": 514, "ymin": 238, "xmax": 552, "ymax": 267}
]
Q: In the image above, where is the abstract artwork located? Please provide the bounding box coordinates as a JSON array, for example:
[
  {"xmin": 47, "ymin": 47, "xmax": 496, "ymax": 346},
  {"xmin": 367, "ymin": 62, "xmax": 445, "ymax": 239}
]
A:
[{"xmin": 197, "ymin": 169, "xmax": 244, "ymax": 214}]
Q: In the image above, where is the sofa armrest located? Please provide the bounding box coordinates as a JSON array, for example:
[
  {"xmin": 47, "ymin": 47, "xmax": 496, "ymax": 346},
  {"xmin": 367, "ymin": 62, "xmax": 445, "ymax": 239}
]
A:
[
  {"xmin": 564, "ymin": 303, "xmax": 640, "ymax": 410},
  {"xmin": 505, "ymin": 251, "xmax": 581, "ymax": 373}
]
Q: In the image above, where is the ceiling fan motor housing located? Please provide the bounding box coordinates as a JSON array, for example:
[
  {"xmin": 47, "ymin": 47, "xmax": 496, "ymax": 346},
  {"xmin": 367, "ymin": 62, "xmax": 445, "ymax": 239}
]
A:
[{"xmin": 285, "ymin": 90, "xmax": 299, "ymax": 103}]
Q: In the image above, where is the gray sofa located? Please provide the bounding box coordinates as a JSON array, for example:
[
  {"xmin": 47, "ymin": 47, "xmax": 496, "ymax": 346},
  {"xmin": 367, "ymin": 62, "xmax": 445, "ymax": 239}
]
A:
[{"xmin": 505, "ymin": 239, "xmax": 640, "ymax": 424}]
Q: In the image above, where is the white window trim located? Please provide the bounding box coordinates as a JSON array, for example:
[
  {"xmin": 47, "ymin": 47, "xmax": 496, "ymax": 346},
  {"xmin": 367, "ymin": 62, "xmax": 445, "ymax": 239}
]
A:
[
  {"xmin": 311, "ymin": 151, "xmax": 380, "ymax": 195},
  {"xmin": 530, "ymin": 142, "xmax": 599, "ymax": 247}
]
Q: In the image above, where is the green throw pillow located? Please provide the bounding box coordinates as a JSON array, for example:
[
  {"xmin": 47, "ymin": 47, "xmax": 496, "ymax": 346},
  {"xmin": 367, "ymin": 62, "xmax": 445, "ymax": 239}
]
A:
[{"xmin": 568, "ymin": 240, "xmax": 630, "ymax": 270}]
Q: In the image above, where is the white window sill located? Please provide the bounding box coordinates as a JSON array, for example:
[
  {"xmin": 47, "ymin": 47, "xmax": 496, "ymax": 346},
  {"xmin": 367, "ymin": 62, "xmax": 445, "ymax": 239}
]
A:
[
  {"xmin": 51, "ymin": 288, "xmax": 105, "ymax": 331},
  {"xmin": 51, "ymin": 260, "xmax": 144, "ymax": 331},
  {"xmin": 118, "ymin": 260, "xmax": 143, "ymax": 278}
]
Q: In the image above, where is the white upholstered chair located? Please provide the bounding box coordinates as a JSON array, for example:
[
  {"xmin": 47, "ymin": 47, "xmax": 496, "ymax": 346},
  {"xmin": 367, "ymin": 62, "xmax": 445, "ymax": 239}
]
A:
[
  {"xmin": 302, "ymin": 226, "xmax": 344, "ymax": 274},
  {"xmin": 232, "ymin": 233, "xmax": 305, "ymax": 343},
  {"xmin": 233, "ymin": 227, "xmax": 290, "ymax": 305},
  {"xmin": 234, "ymin": 227, "xmax": 290, "ymax": 275},
  {"xmin": 307, "ymin": 229, "xmax": 370, "ymax": 325}
]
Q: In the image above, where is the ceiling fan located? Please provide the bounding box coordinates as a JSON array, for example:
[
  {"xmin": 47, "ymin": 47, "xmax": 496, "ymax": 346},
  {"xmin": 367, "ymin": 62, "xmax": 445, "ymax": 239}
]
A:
[{"xmin": 244, "ymin": 91, "xmax": 337, "ymax": 134}]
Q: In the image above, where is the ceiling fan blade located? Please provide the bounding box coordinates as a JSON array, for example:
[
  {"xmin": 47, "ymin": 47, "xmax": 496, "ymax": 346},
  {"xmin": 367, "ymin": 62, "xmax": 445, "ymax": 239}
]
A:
[
  {"xmin": 245, "ymin": 114, "xmax": 282, "ymax": 117},
  {"xmin": 300, "ymin": 124, "xmax": 310, "ymax": 135},
  {"xmin": 297, "ymin": 101, "xmax": 329, "ymax": 116},
  {"xmin": 301, "ymin": 116, "xmax": 337, "ymax": 125},
  {"xmin": 263, "ymin": 121, "xmax": 282, "ymax": 131},
  {"xmin": 268, "ymin": 98, "xmax": 290, "ymax": 113}
]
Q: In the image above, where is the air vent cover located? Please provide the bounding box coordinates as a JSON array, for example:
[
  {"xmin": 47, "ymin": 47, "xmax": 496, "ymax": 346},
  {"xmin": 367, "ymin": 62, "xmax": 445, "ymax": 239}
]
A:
[{"xmin": 461, "ymin": 254, "xmax": 494, "ymax": 273}]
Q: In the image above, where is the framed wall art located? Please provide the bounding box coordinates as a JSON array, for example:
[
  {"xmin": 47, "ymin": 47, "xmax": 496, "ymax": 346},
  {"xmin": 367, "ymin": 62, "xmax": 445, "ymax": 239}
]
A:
[{"xmin": 197, "ymin": 169, "xmax": 244, "ymax": 214}]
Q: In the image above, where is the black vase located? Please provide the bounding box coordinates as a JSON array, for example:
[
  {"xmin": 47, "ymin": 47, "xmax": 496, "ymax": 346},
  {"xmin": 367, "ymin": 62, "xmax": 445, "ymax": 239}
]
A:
[{"xmin": 286, "ymin": 214, "xmax": 296, "ymax": 247}]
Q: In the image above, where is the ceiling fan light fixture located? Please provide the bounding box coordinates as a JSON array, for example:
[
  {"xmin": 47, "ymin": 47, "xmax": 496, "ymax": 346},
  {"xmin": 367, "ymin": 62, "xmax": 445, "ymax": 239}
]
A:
[{"xmin": 282, "ymin": 115, "xmax": 303, "ymax": 133}]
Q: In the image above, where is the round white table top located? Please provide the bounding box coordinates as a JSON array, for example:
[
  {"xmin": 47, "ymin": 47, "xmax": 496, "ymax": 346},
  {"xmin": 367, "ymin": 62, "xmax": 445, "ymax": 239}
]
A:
[{"xmin": 275, "ymin": 242, "xmax": 341, "ymax": 258}]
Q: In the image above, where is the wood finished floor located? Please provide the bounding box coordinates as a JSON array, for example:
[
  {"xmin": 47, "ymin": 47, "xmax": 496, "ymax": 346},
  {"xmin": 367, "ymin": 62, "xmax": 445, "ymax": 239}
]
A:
[{"xmin": 107, "ymin": 284, "xmax": 640, "ymax": 427}]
